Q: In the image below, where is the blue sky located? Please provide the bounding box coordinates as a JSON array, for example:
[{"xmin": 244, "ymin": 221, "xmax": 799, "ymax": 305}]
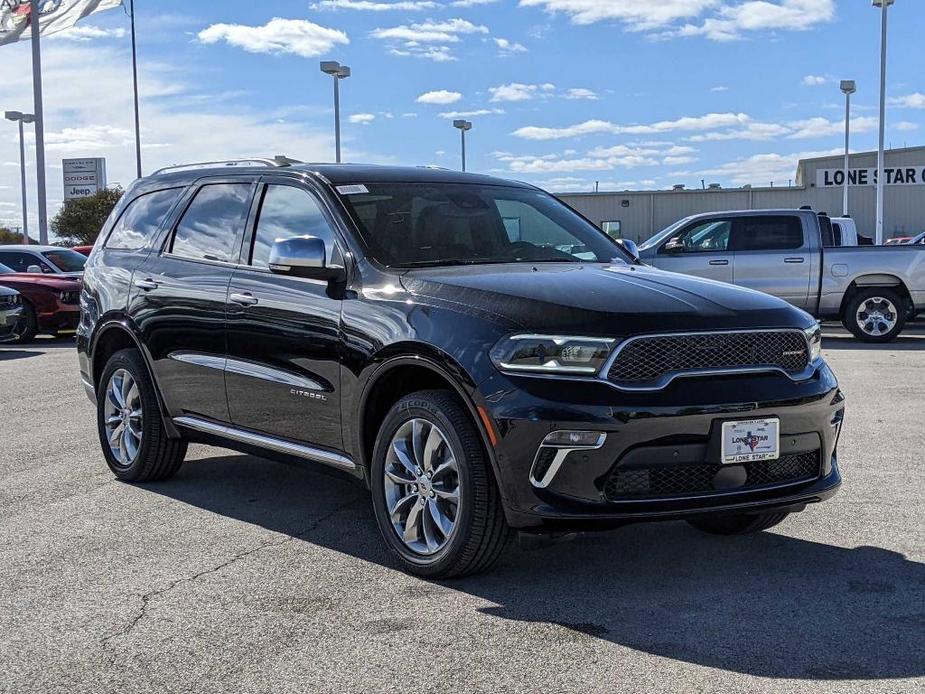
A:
[{"xmin": 1, "ymin": 0, "xmax": 924, "ymax": 231}]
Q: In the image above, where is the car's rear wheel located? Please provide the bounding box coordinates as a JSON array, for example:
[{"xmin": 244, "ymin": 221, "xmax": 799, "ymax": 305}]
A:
[
  {"xmin": 687, "ymin": 512, "xmax": 790, "ymax": 535},
  {"xmin": 843, "ymin": 287, "xmax": 906, "ymax": 343},
  {"xmin": 11, "ymin": 301, "xmax": 36, "ymax": 343},
  {"xmin": 97, "ymin": 348, "xmax": 187, "ymax": 482},
  {"xmin": 370, "ymin": 390, "xmax": 509, "ymax": 578}
]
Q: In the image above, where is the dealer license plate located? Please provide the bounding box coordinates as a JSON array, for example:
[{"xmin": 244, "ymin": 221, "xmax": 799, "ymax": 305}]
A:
[{"xmin": 721, "ymin": 418, "xmax": 780, "ymax": 464}]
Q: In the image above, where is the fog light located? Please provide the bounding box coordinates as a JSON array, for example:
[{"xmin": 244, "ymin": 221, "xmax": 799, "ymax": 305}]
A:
[{"xmin": 542, "ymin": 430, "xmax": 606, "ymax": 448}]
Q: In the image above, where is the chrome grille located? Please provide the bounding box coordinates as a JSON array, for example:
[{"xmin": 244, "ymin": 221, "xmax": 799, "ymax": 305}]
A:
[{"xmin": 607, "ymin": 330, "xmax": 809, "ymax": 388}]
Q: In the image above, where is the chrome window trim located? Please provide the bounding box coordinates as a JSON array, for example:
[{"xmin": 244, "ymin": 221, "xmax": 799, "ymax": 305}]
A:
[{"xmin": 173, "ymin": 415, "xmax": 356, "ymax": 471}]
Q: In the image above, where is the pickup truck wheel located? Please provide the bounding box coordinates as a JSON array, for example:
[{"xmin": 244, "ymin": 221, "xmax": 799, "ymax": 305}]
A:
[
  {"xmin": 97, "ymin": 348, "xmax": 187, "ymax": 482},
  {"xmin": 371, "ymin": 390, "xmax": 509, "ymax": 578},
  {"xmin": 843, "ymin": 288, "xmax": 906, "ymax": 343},
  {"xmin": 687, "ymin": 512, "xmax": 790, "ymax": 535},
  {"xmin": 11, "ymin": 300, "xmax": 36, "ymax": 343}
]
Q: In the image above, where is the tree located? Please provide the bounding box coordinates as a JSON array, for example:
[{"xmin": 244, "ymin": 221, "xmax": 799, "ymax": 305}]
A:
[
  {"xmin": 0, "ymin": 227, "xmax": 34, "ymax": 244},
  {"xmin": 51, "ymin": 187, "xmax": 123, "ymax": 246}
]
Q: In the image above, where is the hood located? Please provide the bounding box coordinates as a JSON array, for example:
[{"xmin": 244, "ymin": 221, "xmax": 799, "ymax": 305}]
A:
[
  {"xmin": 0, "ymin": 273, "xmax": 82, "ymax": 291},
  {"xmin": 400, "ymin": 262, "xmax": 811, "ymax": 336}
]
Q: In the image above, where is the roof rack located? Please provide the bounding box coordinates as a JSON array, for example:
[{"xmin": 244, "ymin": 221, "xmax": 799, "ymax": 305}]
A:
[{"xmin": 151, "ymin": 155, "xmax": 303, "ymax": 176}]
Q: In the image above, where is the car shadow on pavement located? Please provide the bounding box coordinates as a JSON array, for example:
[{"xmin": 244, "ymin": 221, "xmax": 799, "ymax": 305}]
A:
[
  {"xmin": 146, "ymin": 452, "xmax": 925, "ymax": 682},
  {"xmin": 0, "ymin": 336, "xmax": 76, "ymax": 360},
  {"xmin": 822, "ymin": 334, "xmax": 925, "ymax": 350}
]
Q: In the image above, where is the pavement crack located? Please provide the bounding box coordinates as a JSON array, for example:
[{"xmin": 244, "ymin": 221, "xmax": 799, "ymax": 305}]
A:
[{"xmin": 99, "ymin": 494, "xmax": 365, "ymax": 661}]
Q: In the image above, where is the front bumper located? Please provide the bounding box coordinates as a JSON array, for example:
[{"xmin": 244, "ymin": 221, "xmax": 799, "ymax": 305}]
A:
[
  {"xmin": 0, "ymin": 306, "xmax": 23, "ymax": 343},
  {"xmin": 476, "ymin": 362, "xmax": 844, "ymax": 529},
  {"xmin": 38, "ymin": 303, "xmax": 80, "ymax": 333}
]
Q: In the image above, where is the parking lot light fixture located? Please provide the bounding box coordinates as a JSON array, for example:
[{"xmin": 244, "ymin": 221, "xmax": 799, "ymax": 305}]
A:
[
  {"xmin": 872, "ymin": 0, "xmax": 894, "ymax": 244},
  {"xmin": 453, "ymin": 119, "xmax": 472, "ymax": 172},
  {"xmin": 5, "ymin": 111, "xmax": 36, "ymax": 244},
  {"xmin": 840, "ymin": 80, "xmax": 856, "ymax": 217},
  {"xmin": 320, "ymin": 61, "xmax": 351, "ymax": 164}
]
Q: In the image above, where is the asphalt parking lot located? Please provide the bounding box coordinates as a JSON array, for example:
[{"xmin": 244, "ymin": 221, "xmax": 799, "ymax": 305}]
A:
[{"xmin": 0, "ymin": 325, "xmax": 923, "ymax": 694}]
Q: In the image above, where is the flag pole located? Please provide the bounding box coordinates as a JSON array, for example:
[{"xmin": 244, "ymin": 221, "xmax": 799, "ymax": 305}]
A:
[
  {"xmin": 30, "ymin": 8, "xmax": 49, "ymax": 244},
  {"xmin": 130, "ymin": 0, "xmax": 141, "ymax": 178}
]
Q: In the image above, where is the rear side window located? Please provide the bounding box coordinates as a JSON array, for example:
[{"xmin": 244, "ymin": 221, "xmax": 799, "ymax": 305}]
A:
[
  {"xmin": 735, "ymin": 216, "xmax": 804, "ymax": 251},
  {"xmin": 106, "ymin": 188, "xmax": 181, "ymax": 251},
  {"xmin": 170, "ymin": 183, "xmax": 251, "ymax": 263}
]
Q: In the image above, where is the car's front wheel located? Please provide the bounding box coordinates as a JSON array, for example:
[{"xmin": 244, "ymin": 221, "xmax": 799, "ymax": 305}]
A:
[
  {"xmin": 370, "ymin": 390, "xmax": 509, "ymax": 578},
  {"xmin": 96, "ymin": 348, "xmax": 187, "ymax": 482}
]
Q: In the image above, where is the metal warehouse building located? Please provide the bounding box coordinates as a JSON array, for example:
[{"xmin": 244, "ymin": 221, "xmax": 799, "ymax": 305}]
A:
[{"xmin": 558, "ymin": 145, "xmax": 925, "ymax": 244}]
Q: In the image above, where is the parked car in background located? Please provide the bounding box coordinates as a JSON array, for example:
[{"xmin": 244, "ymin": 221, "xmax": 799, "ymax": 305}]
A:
[
  {"xmin": 637, "ymin": 208, "xmax": 925, "ymax": 342},
  {"xmin": 885, "ymin": 237, "xmax": 912, "ymax": 245},
  {"xmin": 72, "ymin": 245, "xmax": 94, "ymax": 256},
  {"xmin": 0, "ymin": 285, "xmax": 23, "ymax": 343},
  {"xmin": 907, "ymin": 231, "xmax": 925, "ymax": 245},
  {"xmin": 78, "ymin": 160, "xmax": 843, "ymax": 578},
  {"xmin": 0, "ymin": 245, "xmax": 87, "ymax": 277},
  {"xmin": 0, "ymin": 262, "xmax": 81, "ymax": 342}
]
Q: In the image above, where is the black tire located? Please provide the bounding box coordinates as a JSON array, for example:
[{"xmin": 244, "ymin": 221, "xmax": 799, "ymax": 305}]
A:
[
  {"xmin": 96, "ymin": 348, "xmax": 187, "ymax": 482},
  {"xmin": 687, "ymin": 512, "xmax": 790, "ymax": 536},
  {"xmin": 843, "ymin": 287, "xmax": 906, "ymax": 343},
  {"xmin": 370, "ymin": 390, "xmax": 509, "ymax": 578},
  {"xmin": 12, "ymin": 300, "xmax": 37, "ymax": 343}
]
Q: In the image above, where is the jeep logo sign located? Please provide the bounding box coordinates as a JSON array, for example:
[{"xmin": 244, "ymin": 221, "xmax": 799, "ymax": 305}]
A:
[
  {"xmin": 63, "ymin": 158, "xmax": 107, "ymax": 200},
  {"xmin": 816, "ymin": 166, "xmax": 925, "ymax": 187}
]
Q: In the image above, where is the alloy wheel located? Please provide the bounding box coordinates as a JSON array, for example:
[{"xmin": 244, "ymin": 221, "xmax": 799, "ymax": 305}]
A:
[
  {"xmin": 855, "ymin": 296, "xmax": 898, "ymax": 337},
  {"xmin": 383, "ymin": 418, "xmax": 461, "ymax": 555},
  {"xmin": 103, "ymin": 368, "xmax": 143, "ymax": 468}
]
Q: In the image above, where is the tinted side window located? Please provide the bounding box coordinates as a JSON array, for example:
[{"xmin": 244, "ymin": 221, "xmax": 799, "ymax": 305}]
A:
[
  {"xmin": 250, "ymin": 185, "xmax": 340, "ymax": 268},
  {"xmin": 0, "ymin": 251, "xmax": 53, "ymax": 273},
  {"xmin": 106, "ymin": 188, "xmax": 182, "ymax": 251},
  {"xmin": 170, "ymin": 183, "xmax": 251, "ymax": 263},
  {"xmin": 736, "ymin": 216, "xmax": 804, "ymax": 251},
  {"xmin": 664, "ymin": 219, "xmax": 732, "ymax": 253}
]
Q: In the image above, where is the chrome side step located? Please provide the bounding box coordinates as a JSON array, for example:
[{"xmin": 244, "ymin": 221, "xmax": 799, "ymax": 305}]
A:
[{"xmin": 173, "ymin": 416, "xmax": 357, "ymax": 472}]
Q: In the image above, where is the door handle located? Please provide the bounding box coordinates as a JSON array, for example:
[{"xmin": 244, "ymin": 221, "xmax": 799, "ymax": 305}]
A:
[
  {"xmin": 784, "ymin": 257, "xmax": 805, "ymax": 264},
  {"xmin": 135, "ymin": 278, "xmax": 161, "ymax": 291},
  {"xmin": 708, "ymin": 259, "xmax": 729, "ymax": 266},
  {"xmin": 229, "ymin": 292, "xmax": 259, "ymax": 306}
]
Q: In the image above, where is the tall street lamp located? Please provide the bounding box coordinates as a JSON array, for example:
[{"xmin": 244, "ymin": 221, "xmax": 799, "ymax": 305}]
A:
[
  {"xmin": 4, "ymin": 110, "xmax": 35, "ymax": 245},
  {"xmin": 320, "ymin": 61, "xmax": 351, "ymax": 163},
  {"xmin": 453, "ymin": 119, "xmax": 472, "ymax": 172},
  {"xmin": 840, "ymin": 80, "xmax": 856, "ymax": 217},
  {"xmin": 873, "ymin": 0, "xmax": 894, "ymax": 245}
]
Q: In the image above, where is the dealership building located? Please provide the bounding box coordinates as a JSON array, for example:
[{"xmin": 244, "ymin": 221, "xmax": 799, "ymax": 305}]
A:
[{"xmin": 558, "ymin": 145, "xmax": 925, "ymax": 243}]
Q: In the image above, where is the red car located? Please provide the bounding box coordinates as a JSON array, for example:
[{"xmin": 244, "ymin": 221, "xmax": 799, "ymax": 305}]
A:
[
  {"xmin": 72, "ymin": 245, "xmax": 94, "ymax": 256},
  {"xmin": 0, "ymin": 261, "xmax": 81, "ymax": 342}
]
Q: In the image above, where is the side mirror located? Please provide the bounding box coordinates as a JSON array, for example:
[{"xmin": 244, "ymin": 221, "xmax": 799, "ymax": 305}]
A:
[
  {"xmin": 663, "ymin": 238, "xmax": 684, "ymax": 253},
  {"xmin": 268, "ymin": 236, "xmax": 345, "ymax": 282},
  {"xmin": 26, "ymin": 264, "xmax": 43, "ymax": 274},
  {"xmin": 614, "ymin": 238, "xmax": 640, "ymax": 262}
]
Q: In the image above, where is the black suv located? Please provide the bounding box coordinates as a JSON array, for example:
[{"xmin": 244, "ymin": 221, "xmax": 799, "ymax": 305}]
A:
[{"xmin": 78, "ymin": 159, "xmax": 844, "ymax": 577}]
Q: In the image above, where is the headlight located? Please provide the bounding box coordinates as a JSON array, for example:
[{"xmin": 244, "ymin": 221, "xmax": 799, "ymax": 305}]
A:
[
  {"xmin": 805, "ymin": 323, "xmax": 822, "ymax": 362},
  {"xmin": 490, "ymin": 334, "xmax": 615, "ymax": 375}
]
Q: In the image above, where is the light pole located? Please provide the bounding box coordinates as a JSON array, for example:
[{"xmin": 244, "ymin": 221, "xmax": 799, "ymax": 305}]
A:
[
  {"xmin": 840, "ymin": 80, "xmax": 856, "ymax": 217},
  {"xmin": 453, "ymin": 119, "xmax": 472, "ymax": 172},
  {"xmin": 873, "ymin": 0, "xmax": 894, "ymax": 245},
  {"xmin": 5, "ymin": 111, "xmax": 35, "ymax": 245},
  {"xmin": 320, "ymin": 61, "xmax": 351, "ymax": 163}
]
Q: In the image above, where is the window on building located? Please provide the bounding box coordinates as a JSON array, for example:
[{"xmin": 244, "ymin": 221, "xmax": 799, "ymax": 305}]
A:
[{"xmin": 601, "ymin": 221, "xmax": 622, "ymax": 238}]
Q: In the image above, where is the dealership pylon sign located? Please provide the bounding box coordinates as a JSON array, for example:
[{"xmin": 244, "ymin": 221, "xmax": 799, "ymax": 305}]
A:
[{"xmin": 0, "ymin": 0, "xmax": 122, "ymax": 46}]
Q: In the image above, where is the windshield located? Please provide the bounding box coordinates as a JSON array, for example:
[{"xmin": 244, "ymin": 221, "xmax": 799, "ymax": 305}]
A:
[
  {"xmin": 336, "ymin": 183, "xmax": 629, "ymax": 267},
  {"xmin": 42, "ymin": 249, "xmax": 86, "ymax": 272},
  {"xmin": 0, "ymin": 262, "xmax": 13, "ymax": 274},
  {"xmin": 638, "ymin": 216, "xmax": 693, "ymax": 252}
]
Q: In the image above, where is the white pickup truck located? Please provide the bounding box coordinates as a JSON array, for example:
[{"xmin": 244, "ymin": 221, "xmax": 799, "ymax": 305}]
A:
[{"xmin": 637, "ymin": 209, "xmax": 925, "ymax": 342}]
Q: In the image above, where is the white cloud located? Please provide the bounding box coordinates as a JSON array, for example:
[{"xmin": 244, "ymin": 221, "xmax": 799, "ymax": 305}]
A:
[
  {"xmin": 372, "ymin": 17, "xmax": 488, "ymax": 60},
  {"xmin": 513, "ymin": 112, "xmax": 750, "ymax": 140},
  {"xmin": 786, "ymin": 116, "xmax": 877, "ymax": 139},
  {"xmin": 802, "ymin": 74, "xmax": 828, "ymax": 86},
  {"xmin": 389, "ymin": 45, "xmax": 456, "ymax": 61},
  {"xmin": 889, "ymin": 93, "xmax": 925, "ymax": 109},
  {"xmin": 710, "ymin": 85, "xmax": 729, "ymax": 92},
  {"xmin": 197, "ymin": 18, "xmax": 349, "ymax": 58},
  {"xmin": 348, "ymin": 113, "xmax": 376, "ymax": 124},
  {"xmin": 416, "ymin": 90, "xmax": 463, "ymax": 105},
  {"xmin": 494, "ymin": 142, "xmax": 696, "ymax": 174},
  {"xmin": 489, "ymin": 82, "xmax": 555, "ymax": 102},
  {"xmin": 494, "ymin": 37, "xmax": 527, "ymax": 53},
  {"xmin": 438, "ymin": 108, "xmax": 505, "ymax": 118},
  {"xmin": 695, "ymin": 148, "xmax": 842, "ymax": 186},
  {"xmin": 518, "ymin": 0, "xmax": 719, "ymax": 29},
  {"xmin": 452, "ymin": 0, "xmax": 500, "ymax": 6},
  {"xmin": 51, "ymin": 25, "xmax": 127, "ymax": 41},
  {"xmin": 564, "ymin": 88, "xmax": 599, "ymax": 100},
  {"xmin": 311, "ymin": 0, "xmax": 439, "ymax": 10},
  {"xmin": 676, "ymin": 0, "xmax": 835, "ymax": 41},
  {"xmin": 895, "ymin": 121, "xmax": 920, "ymax": 132}
]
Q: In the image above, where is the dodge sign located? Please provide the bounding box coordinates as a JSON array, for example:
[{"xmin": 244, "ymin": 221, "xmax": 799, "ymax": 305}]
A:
[{"xmin": 63, "ymin": 158, "xmax": 107, "ymax": 200}]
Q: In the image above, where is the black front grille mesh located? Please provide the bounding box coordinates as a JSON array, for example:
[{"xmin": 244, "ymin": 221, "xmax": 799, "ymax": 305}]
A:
[
  {"xmin": 607, "ymin": 331, "xmax": 809, "ymax": 387},
  {"xmin": 604, "ymin": 451, "xmax": 820, "ymax": 501}
]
